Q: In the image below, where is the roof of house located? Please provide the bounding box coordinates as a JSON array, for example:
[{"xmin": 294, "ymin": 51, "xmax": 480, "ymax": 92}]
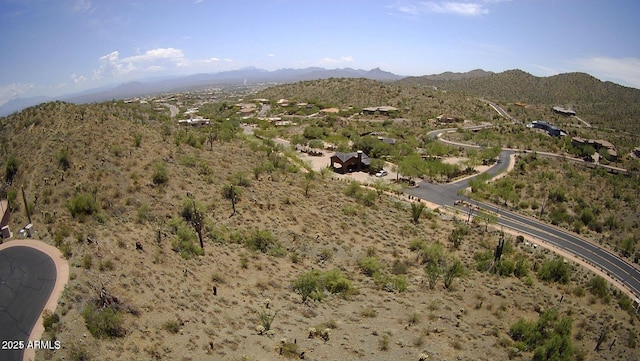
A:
[
  {"xmin": 363, "ymin": 106, "xmax": 398, "ymax": 113},
  {"xmin": 331, "ymin": 151, "xmax": 371, "ymax": 165},
  {"xmin": 552, "ymin": 106, "xmax": 576, "ymax": 115}
]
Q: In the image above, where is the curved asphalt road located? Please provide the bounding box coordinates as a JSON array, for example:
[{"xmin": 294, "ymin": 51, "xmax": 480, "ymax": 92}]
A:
[
  {"xmin": 0, "ymin": 246, "xmax": 56, "ymax": 361},
  {"xmin": 406, "ymin": 127, "xmax": 640, "ymax": 299}
]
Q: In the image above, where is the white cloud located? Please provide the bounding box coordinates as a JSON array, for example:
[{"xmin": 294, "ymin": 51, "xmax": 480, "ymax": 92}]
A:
[
  {"xmin": 70, "ymin": 74, "xmax": 87, "ymax": 85},
  {"xmin": 317, "ymin": 56, "xmax": 354, "ymax": 66},
  {"xmin": 197, "ymin": 57, "xmax": 233, "ymax": 65},
  {"xmin": 0, "ymin": 83, "xmax": 35, "ymax": 107},
  {"xmin": 92, "ymin": 51, "xmax": 135, "ymax": 79},
  {"xmin": 392, "ymin": 0, "xmax": 509, "ymax": 17},
  {"xmin": 572, "ymin": 56, "xmax": 640, "ymax": 89},
  {"xmin": 89, "ymin": 48, "xmax": 234, "ymax": 80},
  {"xmin": 121, "ymin": 48, "xmax": 185, "ymax": 64}
]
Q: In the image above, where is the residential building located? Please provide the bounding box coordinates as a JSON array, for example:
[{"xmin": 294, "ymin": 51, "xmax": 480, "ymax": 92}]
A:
[
  {"xmin": 552, "ymin": 106, "xmax": 576, "ymax": 116},
  {"xmin": 330, "ymin": 150, "xmax": 370, "ymax": 173},
  {"xmin": 572, "ymin": 137, "xmax": 618, "ymax": 160},
  {"xmin": 527, "ymin": 120, "xmax": 567, "ymax": 137}
]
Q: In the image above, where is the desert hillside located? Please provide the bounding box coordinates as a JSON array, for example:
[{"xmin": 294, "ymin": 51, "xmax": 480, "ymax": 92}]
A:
[
  {"xmin": 1, "ymin": 100, "xmax": 639, "ymax": 361},
  {"xmin": 398, "ymin": 70, "xmax": 640, "ymax": 134}
]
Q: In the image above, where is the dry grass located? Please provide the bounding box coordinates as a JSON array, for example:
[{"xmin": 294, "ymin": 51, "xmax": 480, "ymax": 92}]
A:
[{"xmin": 0, "ymin": 101, "xmax": 638, "ymax": 360}]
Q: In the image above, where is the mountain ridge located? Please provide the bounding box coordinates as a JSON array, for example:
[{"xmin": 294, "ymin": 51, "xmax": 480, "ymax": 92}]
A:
[{"xmin": 0, "ymin": 67, "xmax": 406, "ymax": 116}]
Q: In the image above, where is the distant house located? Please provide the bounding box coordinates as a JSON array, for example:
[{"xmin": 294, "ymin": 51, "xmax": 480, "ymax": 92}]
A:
[
  {"xmin": 362, "ymin": 106, "xmax": 398, "ymax": 116},
  {"xmin": 379, "ymin": 136, "xmax": 396, "ymax": 145},
  {"xmin": 320, "ymin": 108, "xmax": 340, "ymax": 114},
  {"xmin": 436, "ymin": 114, "xmax": 461, "ymax": 123},
  {"xmin": 527, "ymin": 120, "xmax": 567, "ymax": 137},
  {"xmin": 330, "ymin": 150, "xmax": 370, "ymax": 173},
  {"xmin": 552, "ymin": 106, "xmax": 576, "ymax": 116},
  {"xmin": 572, "ymin": 137, "xmax": 618, "ymax": 160},
  {"xmin": 178, "ymin": 117, "xmax": 210, "ymax": 127}
]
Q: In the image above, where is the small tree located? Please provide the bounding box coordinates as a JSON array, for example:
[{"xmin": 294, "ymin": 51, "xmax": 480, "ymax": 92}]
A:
[
  {"xmin": 411, "ymin": 202, "xmax": 426, "ymax": 224},
  {"xmin": 448, "ymin": 225, "xmax": 468, "ymax": 249},
  {"xmin": 292, "ymin": 271, "xmax": 322, "ymax": 303},
  {"xmin": 443, "ymin": 258, "xmax": 464, "ymax": 289}
]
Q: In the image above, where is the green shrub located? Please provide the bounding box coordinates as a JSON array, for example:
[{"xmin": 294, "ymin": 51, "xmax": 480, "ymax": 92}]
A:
[
  {"xmin": 57, "ymin": 147, "xmax": 71, "ymax": 170},
  {"xmin": 514, "ymin": 257, "xmax": 530, "ymax": 278},
  {"xmin": 344, "ymin": 181, "xmax": 362, "ymax": 198},
  {"xmin": 292, "ymin": 270, "xmax": 323, "ymax": 303},
  {"xmin": 280, "ymin": 340, "xmax": 300, "ymax": 358},
  {"xmin": 292, "ymin": 269, "xmax": 355, "ymax": 303},
  {"xmin": 162, "ymin": 320, "xmax": 180, "ymax": 334},
  {"xmin": 443, "ymin": 258, "xmax": 464, "ymax": 289},
  {"xmin": 537, "ymin": 257, "xmax": 571, "ymax": 284},
  {"xmin": 374, "ymin": 274, "xmax": 408, "ymax": 292},
  {"xmin": 358, "ymin": 256, "xmax": 384, "ymax": 277},
  {"xmin": 495, "ymin": 259, "xmax": 516, "ymax": 277},
  {"xmin": 42, "ymin": 310, "xmax": 60, "ymax": 332},
  {"xmin": 152, "ymin": 161, "xmax": 168, "ymax": 185},
  {"xmin": 82, "ymin": 254, "xmax": 92, "ymax": 269},
  {"xmin": 322, "ymin": 269, "xmax": 356, "ymax": 296},
  {"xmin": 474, "ymin": 250, "xmax": 493, "ymax": 271},
  {"xmin": 67, "ymin": 193, "xmax": 99, "ymax": 218},
  {"xmin": 6, "ymin": 188, "xmax": 18, "ymax": 211},
  {"xmin": 59, "ymin": 241, "xmax": 72, "ymax": 259},
  {"xmin": 230, "ymin": 172, "xmax": 251, "ymax": 187},
  {"xmin": 587, "ymin": 276, "xmax": 609, "ymax": 300},
  {"xmin": 221, "ymin": 183, "xmax": 241, "ymax": 200},
  {"xmin": 68, "ymin": 343, "xmax": 91, "ymax": 361},
  {"xmin": 411, "ymin": 202, "xmax": 426, "ymax": 223},
  {"xmin": 170, "ymin": 219, "xmax": 203, "ymax": 259},
  {"xmin": 245, "ymin": 230, "xmax": 276, "ymax": 253},
  {"xmin": 81, "ymin": 304, "xmax": 125, "ymax": 339},
  {"xmin": 618, "ymin": 295, "xmax": 634, "ymax": 313},
  {"xmin": 256, "ymin": 308, "xmax": 279, "ymax": 331},
  {"xmin": 5, "ymin": 154, "xmax": 18, "ymax": 183},
  {"xmin": 133, "ymin": 133, "xmax": 142, "ymax": 147},
  {"xmin": 509, "ymin": 309, "xmax": 573, "ymax": 361}
]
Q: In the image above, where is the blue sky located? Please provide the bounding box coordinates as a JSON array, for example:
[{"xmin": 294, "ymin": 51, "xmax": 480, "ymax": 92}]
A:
[{"xmin": 1, "ymin": 0, "xmax": 639, "ymax": 106}]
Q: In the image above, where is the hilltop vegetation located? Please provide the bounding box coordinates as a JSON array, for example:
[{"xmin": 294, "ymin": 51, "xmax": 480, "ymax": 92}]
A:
[{"xmin": 256, "ymin": 77, "xmax": 499, "ymax": 122}]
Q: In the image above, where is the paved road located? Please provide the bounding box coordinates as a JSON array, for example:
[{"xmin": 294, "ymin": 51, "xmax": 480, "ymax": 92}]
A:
[
  {"xmin": 0, "ymin": 246, "xmax": 57, "ymax": 361},
  {"xmin": 406, "ymin": 128, "xmax": 640, "ymax": 299}
]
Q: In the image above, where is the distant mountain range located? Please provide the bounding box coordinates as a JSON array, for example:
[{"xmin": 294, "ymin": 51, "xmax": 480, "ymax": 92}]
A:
[
  {"xmin": 0, "ymin": 67, "xmax": 404, "ymax": 117},
  {"xmin": 3, "ymin": 67, "xmax": 639, "ymax": 125}
]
